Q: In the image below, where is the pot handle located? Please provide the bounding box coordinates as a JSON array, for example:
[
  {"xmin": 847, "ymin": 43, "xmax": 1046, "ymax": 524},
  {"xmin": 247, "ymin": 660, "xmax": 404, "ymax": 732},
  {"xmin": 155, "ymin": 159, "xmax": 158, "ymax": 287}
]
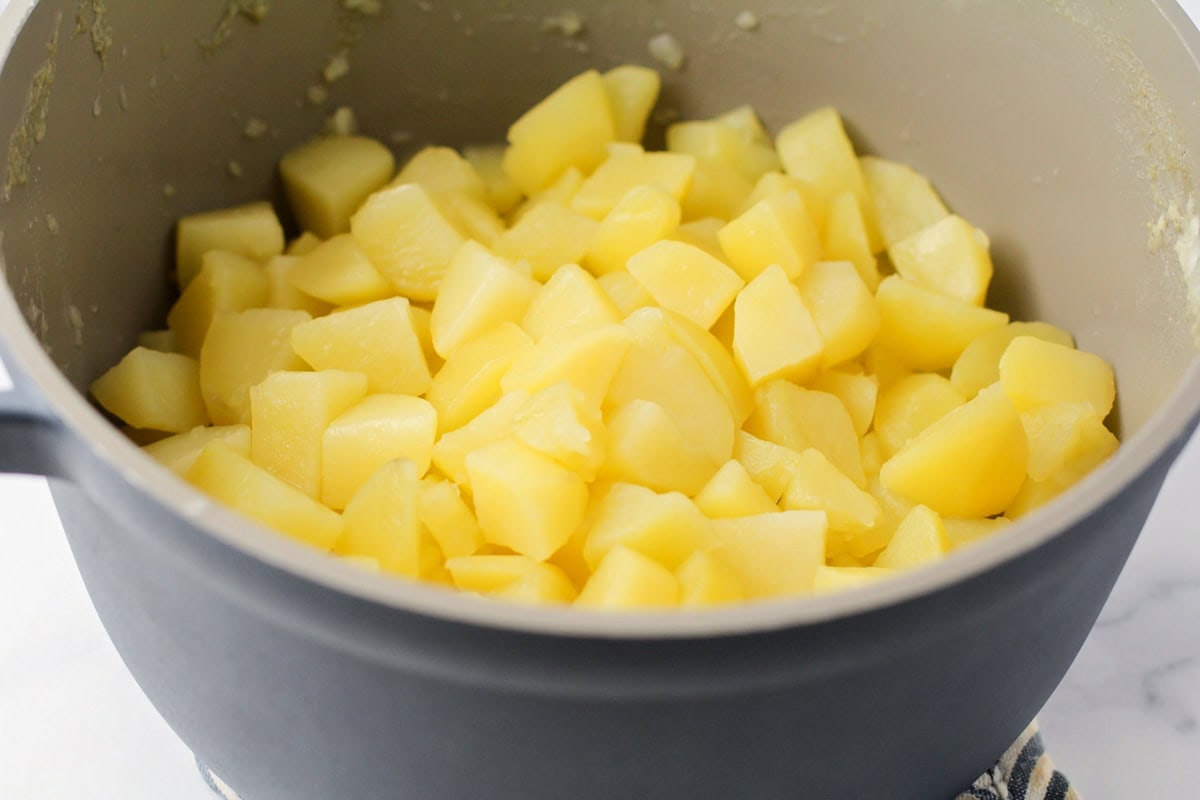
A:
[{"xmin": 0, "ymin": 352, "xmax": 69, "ymax": 478}]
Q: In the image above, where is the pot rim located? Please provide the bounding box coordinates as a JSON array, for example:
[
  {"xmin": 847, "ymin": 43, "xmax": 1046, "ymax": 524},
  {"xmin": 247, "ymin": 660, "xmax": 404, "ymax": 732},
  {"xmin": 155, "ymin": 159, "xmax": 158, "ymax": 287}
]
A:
[{"xmin": 1, "ymin": 0, "xmax": 1199, "ymax": 640}]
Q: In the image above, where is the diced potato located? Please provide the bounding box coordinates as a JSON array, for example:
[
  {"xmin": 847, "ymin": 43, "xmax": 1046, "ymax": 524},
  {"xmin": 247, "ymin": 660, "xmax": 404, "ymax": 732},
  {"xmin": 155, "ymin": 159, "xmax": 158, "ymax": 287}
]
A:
[
  {"xmin": 427, "ymin": 322, "xmax": 533, "ymax": 433},
  {"xmin": 875, "ymin": 275, "xmax": 1009, "ymax": 371},
  {"xmin": 143, "ymin": 424, "xmax": 251, "ymax": 475},
  {"xmin": 430, "ymin": 392, "xmax": 529, "ymax": 486},
  {"xmin": 406, "ymin": 306, "xmax": 442, "ymax": 374},
  {"xmin": 462, "ymin": 143, "xmax": 524, "ymax": 215},
  {"xmin": 176, "ymin": 201, "xmax": 284, "ymax": 289},
  {"xmin": 874, "ymin": 373, "xmax": 966, "ymax": 459},
  {"xmin": 795, "ymin": 260, "xmax": 880, "ymax": 369},
  {"xmin": 715, "ymin": 105, "xmax": 771, "ymax": 143},
  {"xmin": 321, "ymin": 394, "xmax": 437, "ymax": 510},
  {"xmin": 732, "ymin": 264, "xmax": 824, "ymax": 386},
  {"xmin": 391, "ymin": 146, "xmax": 488, "ymax": 199},
  {"xmin": 91, "ymin": 347, "xmax": 206, "ymax": 433},
  {"xmin": 249, "ymin": 369, "xmax": 368, "ymax": 497},
  {"xmin": 350, "ymin": 183, "xmax": 467, "ymax": 302},
  {"xmin": 433, "ymin": 190, "xmax": 507, "ymax": 246},
  {"xmin": 503, "ymin": 323, "xmax": 633, "ymax": 410},
  {"xmin": 880, "ymin": 384, "xmax": 1027, "ymax": 518},
  {"xmin": 467, "ymin": 438, "xmax": 589, "ymax": 560},
  {"xmin": 187, "ymin": 442, "xmax": 343, "ymax": 550},
  {"xmin": 602, "ymin": 399, "xmax": 719, "ymax": 495},
  {"xmin": 950, "ymin": 321, "xmax": 1075, "ymax": 399},
  {"xmin": 627, "ymin": 240, "xmax": 744, "ymax": 329},
  {"xmin": 745, "ymin": 381, "xmax": 866, "ymax": 487},
  {"xmin": 286, "ymin": 232, "xmax": 323, "ymax": 257},
  {"xmin": 813, "ymin": 565, "xmax": 893, "ymax": 593},
  {"xmin": 493, "ymin": 201, "xmax": 598, "ymax": 281},
  {"xmin": 889, "ymin": 215, "xmax": 993, "ymax": 305},
  {"xmin": 597, "ymin": 270, "xmax": 654, "ymax": 316},
  {"xmin": 602, "ymin": 65, "xmax": 661, "ymax": 143},
  {"xmin": 943, "ymin": 516, "xmax": 1012, "ymax": 551},
  {"xmin": 718, "ymin": 191, "xmax": 821, "ymax": 282},
  {"xmin": 586, "ymin": 185, "xmax": 682, "ymax": 276},
  {"xmin": 280, "ymin": 135, "xmax": 396, "ymax": 238},
  {"xmin": 823, "ymin": 191, "xmax": 881, "ymax": 291},
  {"xmin": 863, "ymin": 342, "xmax": 913, "ymax": 390},
  {"xmin": 503, "ymin": 70, "xmax": 616, "ymax": 195},
  {"xmin": 679, "ymin": 158, "xmax": 755, "ymax": 221},
  {"xmin": 673, "ymin": 217, "xmax": 727, "ymax": 259},
  {"xmin": 860, "ymin": 156, "xmax": 949, "ymax": 249},
  {"xmin": 576, "ymin": 545, "xmax": 680, "ymax": 610},
  {"xmin": 199, "ymin": 308, "xmax": 311, "ymax": 425},
  {"xmin": 136, "ymin": 329, "xmax": 179, "ymax": 354},
  {"xmin": 447, "ymin": 554, "xmax": 576, "ymax": 604},
  {"xmin": 874, "ymin": 504, "xmax": 948, "ymax": 569},
  {"xmin": 808, "ymin": 370, "xmax": 878, "ymax": 437},
  {"xmin": 287, "ymin": 234, "xmax": 394, "ymax": 307},
  {"xmin": 999, "ymin": 336, "xmax": 1115, "ymax": 418},
  {"xmin": 336, "ymin": 459, "xmax": 422, "ymax": 576},
  {"xmin": 264, "ymin": 256, "xmax": 334, "ymax": 317},
  {"xmin": 291, "ymin": 297, "xmax": 431, "ymax": 396},
  {"xmin": 1020, "ymin": 402, "xmax": 1119, "ymax": 484},
  {"xmin": 666, "ymin": 119, "xmax": 780, "ymax": 183},
  {"xmin": 167, "ymin": 250, "xmax": 269, "ymax": 356},
  {"xmin": 522, "ymin": 263, "xmax": 621, "ymax": 340},
  {"xmin": 780, "ymin": 449, "xmax": 881, "ymax": 534},
  {"xmin": 430, "ymin": 241, "xmax": 540, "ymax": 358},
  {"xmin": 676, "ymin": 551, "xmax": 744, "ymax": 607},
  {"xmin": 570, "ymin": 143, "xmax": 694, "ymax": 220},
  {"xmin": 738, "ymin": 172, "xmax": 815, "ymax": 220},
  {"xmin": 509, "ymin": 167, "xmax": 584, "ymax": 224},
  {"xmin": 775, "ymin": 107, "xmax": 870, "ymax": 231},
  {"xmin": 709, "ymin": 511, "xmax": 827, "ymax": 598},
  {"xmin": 512, "ymin": 382, "xmax": 605, "ymax": 481},
  {"xmin": 583, "ymin": 482, "xmax": 713, "ymax": 570},
  {"xmin": 418, "ymin": 478, "xmax": 485, "ymax": 559},
  {"xmin": 732, "ymin": 430, "xmax": 806, "ymax": 502},
  {"xmin": 860, "ymin": 431, "xmax": 884, "ymax": 478},
  {"xmin": 693, "ymin": 459, "xmax": 779, "ymax": 518}
]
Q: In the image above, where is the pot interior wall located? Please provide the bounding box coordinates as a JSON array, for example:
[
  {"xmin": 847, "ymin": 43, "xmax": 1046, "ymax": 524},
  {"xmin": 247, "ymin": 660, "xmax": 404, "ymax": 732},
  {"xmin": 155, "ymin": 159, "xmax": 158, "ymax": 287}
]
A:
[{"xmin": 0, "ymin": 0, "xmax": 1197, "ymax": 437}]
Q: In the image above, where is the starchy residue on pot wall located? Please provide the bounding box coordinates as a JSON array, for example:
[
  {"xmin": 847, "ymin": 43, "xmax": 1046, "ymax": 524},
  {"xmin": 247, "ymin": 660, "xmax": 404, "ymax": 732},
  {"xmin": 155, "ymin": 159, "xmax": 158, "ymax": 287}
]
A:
[
  {"xmin": 199, "ymin": 0, "xmax": 270, "ymax": 52},
  {"xmin": 4, "ymin": 13, "xmax": 61, "ymax": 202},
  {"xmin": 74, "ymin": 0, "xmax": 113, "ymax": 67}
]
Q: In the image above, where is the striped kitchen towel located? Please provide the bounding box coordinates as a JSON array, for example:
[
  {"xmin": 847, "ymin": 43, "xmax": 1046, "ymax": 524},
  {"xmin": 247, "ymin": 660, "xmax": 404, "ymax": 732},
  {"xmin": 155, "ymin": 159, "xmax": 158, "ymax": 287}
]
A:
[{"xmin": 197, "ymin": 720, "xmax": 1079, "ymax": 800}]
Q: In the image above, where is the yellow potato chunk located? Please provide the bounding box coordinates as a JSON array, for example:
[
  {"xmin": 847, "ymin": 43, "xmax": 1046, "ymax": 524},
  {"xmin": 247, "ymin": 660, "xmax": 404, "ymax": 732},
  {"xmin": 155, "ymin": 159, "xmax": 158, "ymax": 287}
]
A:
[
  {"xmin": 510, "ymin": 167, "xmax": 584, "ymax": 223},
  {"xmin": 823, "ymin": 191, "xmax": 881, "ymax": 291},
  {"xmin": 570, "ymin": 143, "xmax": 694, "ymax": 220},
  {"xmin": 429, "ymin": 241, "xmax": 540, "ymax": 358},
  {"xmin": 808, "ymin": 370, "xmax": 878, "ymax": 437},
  {"xmin": 745, "ymin": 381, "xmax": 866, "ymax": 487},
  {"xmin": 321, "ymin": 394, "xmax": 437, "ymax": 510},
  {"xmin": 775, "ymin": 106, "xmax": 870, "ymax": 231},
  {"xmin": 432, "ymin": 191, "xmax": 507, "ymax": 247},
  {"xmin": 175, "ymin": 201, "xmax": 284, "ymax": 289},
  {"xmin": 602, "ymin": 65, "xmax": 661, "ymax": 143},
  {"xmin": 694, "ymin": 459, "xmax": 779, "ymax": 519},
  {"xmin": 709, "ymin": 511, "xmax": 827, "ymax": 599},
  {"xmin": 430, "ymin": 391, "xmax": 529, "ymax": 486},
  {"xmin": 406, "ymin": 306, "xmax": 442, "ymax": 374},
  {"xmin": 90, "ymin": 347, "xmax": 206, "ymax": 433},
  {"xmin": 427, "ymin": 322, "xmax": 533, "ymax": 433},
  {"xmin": 666, "ymin": 118, "xmax": 780, "ymax": 183},
  {"xmin": 522, "ymin": 263, "xmax": 621, "ymax": 340},
  {"xmin": 889, "ymin": 215, "xmax": 993, "ymax": 306},
  {"xmin": 511, "ymin": 381, "xmax": 606, "ymax": 481},
  {"xmin": 503, "ymin": 323, "xmax": 633, "ymax": 410},
  {"xmin": 676, "ymin": 551, "xmax": 744, "ymax": 607},
  {"xmin": 187, "ymin": 443, "xmax": 343, "ymax": 550},
  {"xmin": 466, "ymin": 438, "xmax": 589, "ymax": 560},
  {"xmin": 350, "ymin": 183, "xmax": 466, "ymax": 302},
  {"xmin": 627, "ymin": 240, "xmax": 744, "ymax": 329},
  {"xmin": 863, "ymin": 342, "xmax": 913, "ymax": 391},
  {"xmin": 586, "ymin": 185, "xmax": 682, "ymax": 276},
  {"xmin": 264, "ymin": 256, "xmax": 333, "ymax": 317},
  {"xmin": 673, "ymin": 217, "xmax": 727, "ymax": 259},
  {"xmin": 732, "ymin": 430, "xmax": 806, "ymax": 502},
  {"xmin": 732, "ymin": 264, "xmax": 824, "ymax": 387},
  {"xmin": 880, "ymin": 384, "xmax": 1027, "ymax": 518},
  {"xmin": 576, "ymin": 545, "xmax": 680, "ymax": 610},
  {"xmin": 391, "ymin": 146, "xmax": 488, "ymax": 199},
  {"xmin": 718, "ymin": 191, "xmax": 822, "ymax": 282},
  {"xmin": 679, "ymin": 159, "xmax": 755, "ymax": 221},
  {"xmin": 280, "ymin": 135, "xmax": 396, "ymax": 238},
  {"xmin": 860, "ymin": 156, "xmax": 949, "ymax": 249},
  {"xmin": 950, "ymin": 321, "xmax": 1075, "ymax": 399},
  {"xmin": 796, "ymin": 260, "xmax": 880, "ymax": 369},
  {"xmin": 813, "ymin": 565, "xmax": 893, "ymax": 593},
  {"xmin": 418, "ymin": 478, "xmax": 485, "ymax": 559},
  {"xmin": 493, "ymin": 201, "xmax": 599, "ymax": 282},
  {"xmin": 249, "ymin": 369, "xmax": 368, "ymax": 497},
  {"xmin": 874, "ymin": 505, "xmax": 948, "ymax": 570},
  {"xmin": 462, "ymin": 143, "xmax": 524, "ymax": 215},
  {"xmin": 780, "ymin": 449, "xmax": 881, "ymax": 534},
  {"xmin": 874, "ymin": 374, "xmax": 966, "ymax": 459},
  {"xmin": 999, "ymin": 336, "xmax": 1116, "ymax": 418},
  {"xmin": 167, "ymin": 250, "xmax": 269, "ymax": 357},
  {"xmin": 860, "ymin": 431, "xmax": 884, "ymax": 478},
  {"xmin": 287, "ymin": 234, "xmax": 394, "ymax": 307},
  {"xmin": 447, "ymin": 555, "xmax": 576, "ymax": 604},
  {"xmin": 503, "ymin": 70, "xmax": 616, "ymax": 195},
  {"xmin": 199, "ymin": 308, "xmax": 311, "ymax": 425},
  {"xmin": 583, "ymin": 482, "xmax": 713, "ymax": 570},
  {"xmin": 1020, "ymin": 402, "xmax": 1119, "ymax": 484},
  {"xmin": 143, "ymin": 424, "xmax": 251, "ymax": 476},
  {"xmin": 875, "ymin": 275, "xmax": 1009, "ymax": 371},
  {"xmin": 601, "ymin": 399, "xmax": 719, "ymax": 495},
  {"xmin": 291, "ymin": 297, "xmax": 431, "ymax": 395},
  {"xmin": 943, "ymin": 516, "xmax": 1012, "ymax": 551},
  {"xmin": 336, "ymin": 459, "xmax": 422, "ymax": 577},
  {"xmin": 596, "ymin": 270, "xmax": 654, "ymax": 316},
  {"xmin": 286, "ymin": 232, "xmax": 323, "ymax": 257}
]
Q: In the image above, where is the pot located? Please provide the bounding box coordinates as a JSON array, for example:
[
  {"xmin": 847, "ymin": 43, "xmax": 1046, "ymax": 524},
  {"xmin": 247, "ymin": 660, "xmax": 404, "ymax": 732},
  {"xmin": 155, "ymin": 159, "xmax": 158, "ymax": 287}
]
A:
[{"xmin": 1, "ymin": 2, "xmax": 1198, "ymax": 798}]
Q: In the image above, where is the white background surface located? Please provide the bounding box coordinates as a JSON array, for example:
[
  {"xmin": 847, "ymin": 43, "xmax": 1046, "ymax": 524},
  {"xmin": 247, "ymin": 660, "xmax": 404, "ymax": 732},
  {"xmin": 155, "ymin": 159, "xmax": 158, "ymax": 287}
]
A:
[{"xmin": 2, "ymin": 3, "xmax": 1200, "ymax": 799}]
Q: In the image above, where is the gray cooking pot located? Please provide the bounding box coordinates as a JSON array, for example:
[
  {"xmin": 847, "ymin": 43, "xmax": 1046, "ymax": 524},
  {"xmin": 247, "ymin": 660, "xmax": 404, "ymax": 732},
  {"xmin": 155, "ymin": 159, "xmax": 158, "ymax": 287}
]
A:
[{"xmin": 2, "ymin": 2, "xmax": 1199, "ymax": 798}]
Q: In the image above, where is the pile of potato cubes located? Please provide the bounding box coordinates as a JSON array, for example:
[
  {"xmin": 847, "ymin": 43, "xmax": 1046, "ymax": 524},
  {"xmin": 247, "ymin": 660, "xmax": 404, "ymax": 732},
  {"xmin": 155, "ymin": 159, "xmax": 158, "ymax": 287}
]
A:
[{"xmin": 90, "ymin": 66, "xmax": 1119, "ymax": 610}]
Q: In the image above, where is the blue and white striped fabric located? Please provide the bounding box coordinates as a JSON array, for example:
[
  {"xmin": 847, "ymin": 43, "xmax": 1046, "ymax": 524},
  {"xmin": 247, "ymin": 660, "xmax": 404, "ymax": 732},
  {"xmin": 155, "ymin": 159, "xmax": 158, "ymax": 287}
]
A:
[{"xmin": 198, "ymin": 720, "xmax": 1078, "ymax": 799}]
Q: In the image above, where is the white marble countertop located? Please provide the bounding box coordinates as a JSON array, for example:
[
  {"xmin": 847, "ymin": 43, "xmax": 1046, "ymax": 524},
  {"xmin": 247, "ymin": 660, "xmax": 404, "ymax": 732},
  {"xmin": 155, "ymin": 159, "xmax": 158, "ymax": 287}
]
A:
[{"xmin": 3, "ymin": 4, "xmax": 1200, "ymax": 799}]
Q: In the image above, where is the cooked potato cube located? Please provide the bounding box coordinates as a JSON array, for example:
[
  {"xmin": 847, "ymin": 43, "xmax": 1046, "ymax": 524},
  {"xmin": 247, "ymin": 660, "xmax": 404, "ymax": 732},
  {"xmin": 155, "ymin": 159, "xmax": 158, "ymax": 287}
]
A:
[
  {"xmin": 627, "ymin": 240, "xmax": 743, "ymax": 329},
  {"xmin": 732, "ymin": 430, "xmax": 806, "ymax": 502},
  {"xmin": 91, "ymin": 347, "xmax": 206, "ymax": 433},
  {"xmin": 291, "ymin": 297, "xmax": 431, "ymax": 396},
  {"xmin": 796, "ymin": 260, "xmax": 880, "ymax": 369},
  {"xmin": 676, "ymin": 551, "xmax": 744, "ymax": 607},
  {"xmin": 808, "ymin": 370, "xmax": 878, "ymax": 437},
  {"xmin": 430, "ymin": 392, "xmax": 529, "ymax": 486},
  {"xmin": 502, "ymin": 323, "xmax": 632, "ymax": 410},
  {"xmin": 429, "ymin": 241, "xmax": 540, "ymax": 358},
  {"xmin": 596, "ymin": 270, "xmax": 654, "ymax": 316},
  {"xmin": 143, "ymin": 424, "xmax": 251, "ymax": 476},
  {"xmin": 187, "ymin": 442, "xmax": 343, "ymax": 550},
  {"xmin": 745, "ymin": 381, "xmax": 866, "ymax": 487},
  {"xmin": 418, "ymin": 478, "xmax": 485, "ymax": 559},
  {"xmin": 874, "ymin": 504, "xmax": 948, "ymax": 569},
  {"xmin": 709, "ymin": 511, "xmax": 827, "ymax": 598},
  {"xmin": 822, "ymin": 191, "xmax": 881, "ymax": 291},
  {"xmin": 602, "ymin": 65, "xmax": 661, "ymax": 143},
  {"xmin": 167, "ymin": 250, "xmax": 269, "ymax": 357},
  {"xmin": 874, "ymin": 374, "xmax": 966, "ymax": 459},
  {"xmin": 493, "ymin": 201, "xmax": 598, "ymax": 281},
  {"xmin": 860, "ymin": 156, "xmax": 949, "ymax": 249},
  {"xmin": 321, "ymin": 394, "xmax": 437, "ymax": 510},
  {"xmin": 463, "ymin": 143, "xmax": 524, "ymax": 215},
  {"xmin": 337, "ymin": 459, "xmax": 422, "ymax": 576},
  {"xmin": 521, "ymin": 263, "xmax": 621, "ymax": 340},
  {"xmin": 880, "ymin": 384, "xmax": 1027, "ymax": 518},
  {"xmin": 601, "ymin": 399, "xmax": 719, "ymax": 495},
  {"xmin": 264, "ymin": 256, "xmax": 333, "ymax": 317},
  {"xmin": 199, "ymin": 308, "xmax": 311, "ymax": 426},
  {"xmin": 860, "ymin": 431, "xmax": 884, "ymax": 478},
  {"xmin": 406, "ymin": 306, "xmax": 442, "ymax": 374},
  {"xmin": 446, "ymin": 554, "xmax": 576, "ymax": 602},
  {"xmin": 427, "ymin": 322, "xmax": 533, "ymax": 433},
  {"xmin": 503, "ymin": 70, "xmax": 616, "ymax": 195},
  {"xmin": 576, "ymin": 545, "xmax": 680, "ymax": 609},
  {"xmin": 672, "ymin": 217, "xmax": 727, "ymax": 259},
  {"xmin": 863, "ymin": 341, "xmax": 913, "ymax": 391},
  {"xmin": 666, "ymin": 119, "xmax": 780, "ymax": 183},
  {"xmin": 286, "ymin": 232, "xmax": 323, "ymax": 257},
  {"xmin": 889, "ymin": 215, "xmax": 993, "ymax": 306},
  {"xmin": 570, "ymin": 143, "xmax": 695, "ymax": 220},
  {"xmin": 813, "ymin": 565, "xmax": 893, "ymax": 593},
  {"xmin": 1020, "ymin": 402, "xmax": 1119, "ymax": 484},
  {"xmin": 510, "ymin": 167, "xmax": 584, "ymax": 224},
  {"xmin": 942, "ymin": 516, "xmax": 1012, "ymax": 550},
  {"xmin": 512, "ymin": 382, "xmax": 606, "ymax": 481},
  {"xmin": 950, "ymin": 321, "xmax": 1074, "ymax": 399},
  {"xmin": 775, "ymin": 107, "xmax": 870, "ymax": 231},
  {"xmin": 875, "ymin": 275, "xmax": 1009, "ymax": 371},
  {"xmin": 287, "ymin": 234, "xmax": 394, "ymax": 307},
  {"xmin": 583, "ymin": 482, "xmax": 713, "ymax": 570},
  {"xmin": 780, "ymin": 449, "xmax": 881, "ymax": 533},
  {"xmin": 732, "ymin": 265, "xmax": 824, "ymax": 387},
  {"xmin": 175, "ymin": 201, "xmax": 284, "ymax": 289},
  {"xmin": 738, "ymin": 172, "xmax": 817, "ymax": 221},
  {"xmin": 392, "ymin": 146, "xmax": 487, "ymax": 199},
  {"xmin": 693, "ymin": 459, "xmax": 779, "ymax": 519},
  {"xmin": 999, "ymin": 336, "xmax": 1115, "ymax": 418},
  {"xmin": 280, "ymin": 135, "xmax": 395, "ymax": 238},
  {"xmin": 718, "ymin": 191, "xmax": 821, "ymax": 282},
  {"xmin": 586, "ymin": 185, "xmax": 682, "ymax": 276},
  {"xmin": 679, "ymin": 159, "xmax": 755, "ymax": 221}
]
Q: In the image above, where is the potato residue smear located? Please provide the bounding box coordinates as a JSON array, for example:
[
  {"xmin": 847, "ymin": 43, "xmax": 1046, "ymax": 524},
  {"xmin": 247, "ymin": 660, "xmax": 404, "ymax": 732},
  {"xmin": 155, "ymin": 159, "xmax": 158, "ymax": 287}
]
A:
[
  {"xmin": 541, "ymin": 11, "xmax": 585, "ymax": 38},
  {"xmin": 73, "ymin": 0, "xmax": 113, "ymax": 67},
  {"xmin": 199, "ymin": 0, "xmax": 270, "ymax": 51},
  {"xmin": 648, "ymin": 32, "xmax": 686, "ymax": 71},
  {"xmin": 4, "ymin": 13, "xmax": 60, "ymax": 202}
]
